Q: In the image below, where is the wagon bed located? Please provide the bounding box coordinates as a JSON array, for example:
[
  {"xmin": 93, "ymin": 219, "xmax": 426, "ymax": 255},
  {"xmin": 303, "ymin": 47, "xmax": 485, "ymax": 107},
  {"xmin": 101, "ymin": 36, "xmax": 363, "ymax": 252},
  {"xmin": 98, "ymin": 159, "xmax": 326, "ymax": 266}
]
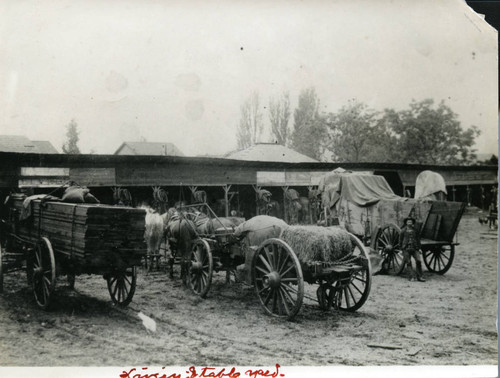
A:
[
  {"xmin": 1, "ymin": 193, "xmax": 147, "ymax": 309},
  {"xmin": 8, "ymin": 195, "xmax": 146, "ymax": 270}
]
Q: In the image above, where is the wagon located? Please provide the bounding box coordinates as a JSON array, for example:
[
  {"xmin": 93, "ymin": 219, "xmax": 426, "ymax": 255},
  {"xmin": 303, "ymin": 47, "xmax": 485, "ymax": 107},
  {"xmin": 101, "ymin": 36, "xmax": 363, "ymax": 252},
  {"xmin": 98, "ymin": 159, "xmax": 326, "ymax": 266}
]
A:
[
  {"xmin": 0, "ymin": 193, "xmax": 147, "ymax": 309},
  {"xmin": 169, "ymin": 203, "xmax": 372, "ymax": 320},
  {"xmin": 316, "ymin": 169, "xmax": 466, "ymax": 275}
]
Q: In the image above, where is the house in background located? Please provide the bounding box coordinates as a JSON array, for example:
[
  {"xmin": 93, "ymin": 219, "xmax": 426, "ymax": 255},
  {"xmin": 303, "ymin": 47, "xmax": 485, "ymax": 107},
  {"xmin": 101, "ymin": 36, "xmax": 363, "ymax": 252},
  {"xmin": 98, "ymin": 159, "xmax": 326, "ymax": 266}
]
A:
[
  {"xmin": 225, "ymin": 143, "xmax": 318, "ymax": 163},
  {"xmin": 0, "ymin": 135, "xmax": 58, "ymax": 154},
  {"xmin": 114, "ymin": 141, "xmax": 184, "ymax": 156}
]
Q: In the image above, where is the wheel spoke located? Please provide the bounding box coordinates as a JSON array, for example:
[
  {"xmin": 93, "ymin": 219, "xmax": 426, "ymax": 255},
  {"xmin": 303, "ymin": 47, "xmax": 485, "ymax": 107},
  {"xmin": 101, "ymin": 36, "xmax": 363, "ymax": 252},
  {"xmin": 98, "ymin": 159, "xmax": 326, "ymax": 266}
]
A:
[
  {"xmin": 350, "ymin": 281, "xmax": 364, "ymax": 296},
  {"xmin": 278, "ymin": 253, "xmax": 290, "ymax": 274},
  {"xmin": 272, "ymin": 289, "xmax": 278, "ymax": 313},
  {"xmin": 353, "ymin": 275, "xmax": 366, "ymax": 285},
  {"xmin": 112, "ymin": 280, "xmax": 119, "ymax": 297},
  {"xmin": 258, "ymin": 254, "xmax": 273, "ymax": 273},
  {"xmin": 280, "ymin": 285, "xmax": 296, "ymax": 306},
  {"xmin": 281, "ymin": 277, "xmax": 298, "ymax": 283},
  {"xmin": 280, "ymin": 262, "xmax": 296, "ymax": 277},
  {"xmin": 263, "ymin": 246, "xmax": 275, "ymax": 270},
  {"xmin": 258, "ymin": 285, "xmax": 270, "ymax": 295},
  {"xmin": 343, "ymin": 287, "xmax": 351, "ymax": 308},
  {"xmin": 346, "ymin": 285, "xmax": 357, "ymax": 303},
  {"xmin": 264, "ymin": 288, "xmax": 273, "ymax": 305},
  {"xmin": 278, "ymin": 288, "xmax": 291, "ymax": 316}
]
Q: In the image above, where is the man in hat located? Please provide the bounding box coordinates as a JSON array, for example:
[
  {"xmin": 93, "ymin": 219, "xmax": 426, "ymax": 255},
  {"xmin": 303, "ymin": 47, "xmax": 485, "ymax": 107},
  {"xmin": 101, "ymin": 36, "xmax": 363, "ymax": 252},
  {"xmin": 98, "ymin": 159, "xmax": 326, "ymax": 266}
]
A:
[{"xmin": 399, "ymin": 216, "xmax": 426, "ymax": 282}]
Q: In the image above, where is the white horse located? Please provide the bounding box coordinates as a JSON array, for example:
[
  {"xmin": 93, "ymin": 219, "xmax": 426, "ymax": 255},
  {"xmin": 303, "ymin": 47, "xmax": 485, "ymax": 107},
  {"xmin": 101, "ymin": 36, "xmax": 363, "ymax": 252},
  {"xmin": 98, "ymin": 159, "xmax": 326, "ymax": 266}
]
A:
[{"xmin": 142, "ymin": 206, "xmax": 165, "ymax": 270}]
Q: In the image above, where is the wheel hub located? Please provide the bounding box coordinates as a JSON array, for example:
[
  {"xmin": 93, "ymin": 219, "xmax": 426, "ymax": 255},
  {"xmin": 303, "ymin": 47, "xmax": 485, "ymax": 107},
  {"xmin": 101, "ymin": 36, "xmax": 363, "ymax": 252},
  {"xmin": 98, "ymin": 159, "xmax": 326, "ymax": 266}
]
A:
[
  {"xmin": 385, "ymin": 244, "xmax": 393, "ymax": 253},
  {"xmin": 263, "ymin": 271, "xmax": 281, "ymax": 289},
  {"xmin": 191, "ymin": 261, "xmax": 203, "ymax": 271}
]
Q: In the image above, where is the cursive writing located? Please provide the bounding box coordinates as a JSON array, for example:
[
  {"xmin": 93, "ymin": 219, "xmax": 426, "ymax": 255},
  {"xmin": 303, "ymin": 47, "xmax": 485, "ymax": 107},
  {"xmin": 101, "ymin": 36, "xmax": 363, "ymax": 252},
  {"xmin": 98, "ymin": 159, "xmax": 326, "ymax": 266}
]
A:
[
  {"xmin": 246, "ymin": 364, "xmax": 284, "ymax": 378},
  {"xmin": 119, "ymin": 365, "xmax": 285, "ymax": 378}
]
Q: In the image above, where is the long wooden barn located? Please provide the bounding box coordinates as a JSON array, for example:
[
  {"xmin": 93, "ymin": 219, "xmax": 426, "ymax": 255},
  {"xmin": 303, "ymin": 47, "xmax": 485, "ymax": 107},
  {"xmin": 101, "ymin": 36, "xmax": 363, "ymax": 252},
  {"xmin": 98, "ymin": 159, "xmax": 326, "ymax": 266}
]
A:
[{"xmin": 0, "ymin": 151, "xmax": 497, "ymax": 219}]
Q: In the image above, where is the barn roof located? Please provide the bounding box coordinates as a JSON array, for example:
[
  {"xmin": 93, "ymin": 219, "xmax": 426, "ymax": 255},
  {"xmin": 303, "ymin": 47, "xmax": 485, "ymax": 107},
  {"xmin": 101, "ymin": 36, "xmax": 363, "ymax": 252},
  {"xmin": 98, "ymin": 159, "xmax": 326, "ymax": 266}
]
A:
[
  {"xmin": 114, "ymin": 141, "xmax": 184, "ymax": 156},
  {"xmin": 0, "ymin": 135, "xmax": 58, "ymax": 154},
  {"xmin": 225, "ymin": 143, "xmax": 318, "ymax": 163}
]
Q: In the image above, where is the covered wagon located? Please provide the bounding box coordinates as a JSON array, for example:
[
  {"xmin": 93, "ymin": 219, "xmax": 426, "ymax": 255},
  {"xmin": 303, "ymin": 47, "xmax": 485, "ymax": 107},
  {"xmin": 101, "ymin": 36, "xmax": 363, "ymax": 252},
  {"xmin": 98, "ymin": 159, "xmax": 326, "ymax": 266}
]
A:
[{"xmin": 317, "ymin": 169, "xmax": 465, "ymax": 275}]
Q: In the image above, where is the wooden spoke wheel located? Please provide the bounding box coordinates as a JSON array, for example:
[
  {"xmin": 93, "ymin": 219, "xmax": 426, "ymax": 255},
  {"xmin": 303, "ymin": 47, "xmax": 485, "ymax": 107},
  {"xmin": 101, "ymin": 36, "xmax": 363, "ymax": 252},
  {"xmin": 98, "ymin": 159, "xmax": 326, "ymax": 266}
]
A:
[
  {"xmin": 337, "ymin": 233, "xmax": 372, "ymax": 312},
  {"xmin": 188, "ymin": 239, "xmax": 213, "ymax": 298},
  {"xmin": 32, "ymin": 237, "xmax": 56, "ymax": 310},
  {"xmin": 423, "ymin": 245, "xmax": 454, "ymax": 275},
  {"xmin": 374, "ymin": 224, "xmax": 404, "ymax": 275},
  {"xmin": 107, "ymin": 267, "xmax": 137, "ymax": 307},
  {"xmin": 252, "ymin": 238, "xmax": 304, "ymax": 320}
]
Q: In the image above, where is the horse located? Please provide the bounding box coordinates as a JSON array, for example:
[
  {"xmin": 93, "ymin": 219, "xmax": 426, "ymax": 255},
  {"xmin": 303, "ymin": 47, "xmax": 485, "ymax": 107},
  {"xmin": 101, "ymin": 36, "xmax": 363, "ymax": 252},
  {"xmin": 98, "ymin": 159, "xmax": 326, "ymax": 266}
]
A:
[
  {"xmin": 141, "ymin": 206, "xmax": 165, "ymax": 271},
  {"xmin": 162, "ymin": 208, "xmax": 197, "ymax": 279}
]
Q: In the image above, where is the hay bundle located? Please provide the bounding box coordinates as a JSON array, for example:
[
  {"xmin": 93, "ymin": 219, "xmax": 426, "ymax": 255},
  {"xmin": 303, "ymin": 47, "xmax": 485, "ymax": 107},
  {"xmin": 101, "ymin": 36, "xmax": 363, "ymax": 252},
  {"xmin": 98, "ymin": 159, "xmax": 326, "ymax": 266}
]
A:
[{"xmin": 280, "ymin": 225, "xmax": 352, "ymax": 263}]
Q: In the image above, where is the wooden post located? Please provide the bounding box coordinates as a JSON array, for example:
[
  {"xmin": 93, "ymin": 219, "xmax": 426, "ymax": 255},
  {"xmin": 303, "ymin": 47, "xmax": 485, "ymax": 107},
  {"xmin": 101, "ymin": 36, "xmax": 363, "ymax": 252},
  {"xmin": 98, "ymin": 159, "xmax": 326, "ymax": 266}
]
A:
[
  {"xmin": 223, "ymin": 184, "xmax": 232, "ymax": 217},
  {"xmin": 282, "ymin": 186, "xmax": 289, "ymax": 223},
  {"xmin": 253, "ymin": 185, "xmax": 260, "ymax": 216}
]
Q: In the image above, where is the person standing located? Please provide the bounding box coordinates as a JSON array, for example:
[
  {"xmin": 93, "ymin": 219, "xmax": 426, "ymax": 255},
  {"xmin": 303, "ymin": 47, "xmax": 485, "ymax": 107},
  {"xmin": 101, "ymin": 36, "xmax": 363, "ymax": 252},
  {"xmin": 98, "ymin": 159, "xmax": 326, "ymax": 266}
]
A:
[{"xmin": 399, "ymin": 217, "xmax": 426, "ymax": 282}]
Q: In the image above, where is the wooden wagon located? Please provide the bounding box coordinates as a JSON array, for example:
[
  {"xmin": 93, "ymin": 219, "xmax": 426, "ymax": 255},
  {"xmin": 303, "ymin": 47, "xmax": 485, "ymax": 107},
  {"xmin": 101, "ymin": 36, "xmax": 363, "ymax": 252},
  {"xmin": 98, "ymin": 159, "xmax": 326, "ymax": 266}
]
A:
[
  {"xmin": 317, "ymin": 170, "xmax": 466, "ymax": 275},
  {"xmin": 169, "ymin": 203, "xmax": 372, "ymax": 320},
  {"xmin": 0, "ymin": 194, "xmax": 147, "ymax": 309}
]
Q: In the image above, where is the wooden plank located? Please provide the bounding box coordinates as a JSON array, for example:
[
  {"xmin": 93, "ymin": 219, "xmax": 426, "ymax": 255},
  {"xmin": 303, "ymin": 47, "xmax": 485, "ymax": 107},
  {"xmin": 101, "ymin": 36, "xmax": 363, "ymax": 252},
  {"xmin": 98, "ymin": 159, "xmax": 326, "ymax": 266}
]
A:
[
  {"xmin": 70, "ymin": 167, "xmax": 116, "ymax": 187},
  {"xmin": 20, "ymin": 167, "xmax": 70, "ymax": 176},
  {"xmin": 115, "ymin": 163, "xmax": 257, "ymax": 186}
]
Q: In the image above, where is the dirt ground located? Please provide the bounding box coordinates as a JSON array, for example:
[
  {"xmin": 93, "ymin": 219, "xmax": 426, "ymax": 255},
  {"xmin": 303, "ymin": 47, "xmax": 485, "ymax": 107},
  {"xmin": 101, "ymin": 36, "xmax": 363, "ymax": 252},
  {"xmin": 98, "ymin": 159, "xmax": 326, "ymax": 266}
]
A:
[{"xmin": 0, "ymin": 209, "xmax": 497, "ymax": 368}]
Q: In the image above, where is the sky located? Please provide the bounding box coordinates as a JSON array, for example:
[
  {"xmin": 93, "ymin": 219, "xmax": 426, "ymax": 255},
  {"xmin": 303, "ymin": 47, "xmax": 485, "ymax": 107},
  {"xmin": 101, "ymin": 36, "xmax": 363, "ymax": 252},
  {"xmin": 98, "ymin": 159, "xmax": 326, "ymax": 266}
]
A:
[{"xmin": 0, "ymin": 0, "xmax": 497, "ymax": 158}]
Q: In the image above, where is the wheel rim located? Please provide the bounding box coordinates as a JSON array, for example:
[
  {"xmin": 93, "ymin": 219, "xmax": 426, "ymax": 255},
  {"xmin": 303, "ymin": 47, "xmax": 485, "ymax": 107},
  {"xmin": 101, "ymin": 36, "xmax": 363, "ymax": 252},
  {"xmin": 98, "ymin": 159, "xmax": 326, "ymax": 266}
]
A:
[
  {"xmin": 32, "ymin": 237, "xmax": 56, "ymax": 310},
  {"xmin": 107, "ymin": 266, "xmax": 137, "ymax": 307},
  {"xmin": 423, "ymin": 245, "xmax": 454, "ymax": 274},
  {"xmin": 337, "ymin": 233, "xmax": 372, "ymax": 312},
  {"xmin": 253, "ymin": 238, "xmax": 304, "ymax": 320},
  {"xmin": 375, "ymin": 225, "xmax": 404, "ymax": 275},
  {"xmin": 188, "ymin": 239, "xmax": 213, "ymax": 298}
]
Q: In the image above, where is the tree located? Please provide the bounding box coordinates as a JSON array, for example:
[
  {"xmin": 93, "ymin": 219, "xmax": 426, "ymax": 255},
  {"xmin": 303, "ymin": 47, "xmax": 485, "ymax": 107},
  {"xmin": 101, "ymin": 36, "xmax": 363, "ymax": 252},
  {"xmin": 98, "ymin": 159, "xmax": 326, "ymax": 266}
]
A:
[
  {"xmin": 236, "ymin": 92, "xmax": 263, "ymax": 149},
  {"xmin": 291, "ymin": 87, "xmax": 327, "ymax": 160},
  {"xmin": 382, "ymin": 99, "xmax": 480, "ymax": 165},
  {"xmin": 62, "ymin": 119, "xmax": 81, "ymax": 154},
  {"xmin": 269, "ymin": 90, "xmax": 291, "ymax": 146},
  {"xmin": 325, "ymin": 100, "xmax": 393, "ymax": 162}
]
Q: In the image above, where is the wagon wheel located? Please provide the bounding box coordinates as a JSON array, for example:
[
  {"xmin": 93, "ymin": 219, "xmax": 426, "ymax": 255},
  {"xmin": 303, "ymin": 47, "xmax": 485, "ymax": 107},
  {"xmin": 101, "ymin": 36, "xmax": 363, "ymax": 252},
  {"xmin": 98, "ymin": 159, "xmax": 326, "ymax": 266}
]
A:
[
  {"xmin": 107, "ymin": 267, "xmax": 137, "ymax": 307},
  {"xmin": 252, "ymin": 238, "xmax": 304, "ymax": 320},
  {"xmin": 374, "ymin": 224, "xmax": 404, "ymax": 275},
  {"xmin": 423, "ymin": 245, "xmax": 454, "ymax": 275},
  {"xmin": 32, "ymin": 237, "xmax": 56, "ymax": 310},
  {"xmin": 337, "ymin": 233, "xmax": 372, "ymax": 312},
  {"xmin": 188, "ymin": 239, "xmax": 213, "ymax": 298}
]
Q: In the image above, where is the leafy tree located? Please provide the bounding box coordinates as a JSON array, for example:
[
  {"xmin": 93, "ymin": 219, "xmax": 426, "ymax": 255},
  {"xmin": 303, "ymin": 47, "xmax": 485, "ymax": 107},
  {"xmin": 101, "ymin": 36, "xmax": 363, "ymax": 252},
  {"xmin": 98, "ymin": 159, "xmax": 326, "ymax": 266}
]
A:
[
  {"xmin": 269, "ymin": 90, "xmax": 291, "ymax": 146},
  {"xmin": 236, "ymin": 92, "xmax": 263, "ymax": 149},
  {"xmin": 326, "ymin": 100, "xmax": 392, "ymax": 162},
  {"xmin": 291, "ymin": 87, "xmax": 327, "ymax": 160},
  {"xmin": 62, "ymin": 119, "xmax": 81, "ymax": 154},
  {"xmin": 382, "ymin": 99, "xmax": 479, "ymax": 165}
]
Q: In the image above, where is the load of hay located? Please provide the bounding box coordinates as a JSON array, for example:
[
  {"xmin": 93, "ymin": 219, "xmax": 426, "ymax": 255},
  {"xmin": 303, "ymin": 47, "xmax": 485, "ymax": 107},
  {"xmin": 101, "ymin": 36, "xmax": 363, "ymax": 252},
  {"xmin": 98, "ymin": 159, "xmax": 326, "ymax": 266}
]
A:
[{"xmin": 280, "ymin": 225, "xmax": 352, "ymax": 263}]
